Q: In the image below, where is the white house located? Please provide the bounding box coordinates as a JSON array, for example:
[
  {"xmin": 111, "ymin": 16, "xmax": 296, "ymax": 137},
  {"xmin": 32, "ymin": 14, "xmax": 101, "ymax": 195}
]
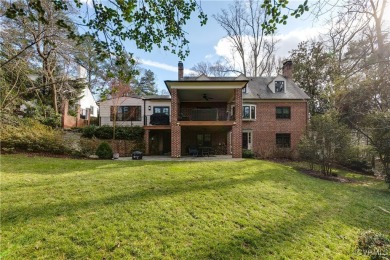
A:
[{"xmin": 77, "ymin": 66, "xmax": 98, "ymax": 118}]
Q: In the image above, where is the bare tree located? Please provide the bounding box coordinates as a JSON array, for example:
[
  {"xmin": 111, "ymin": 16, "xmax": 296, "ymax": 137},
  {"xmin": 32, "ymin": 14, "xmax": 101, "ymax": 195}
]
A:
[
  {"xmin": 214, "ymin": 0, "xmax": 278, "ymax": 77},
  {"xmin": 1, "ymin": 0, "xmax": 80, "ymax": 114},
  {"xmin": 190, "ymin": 60, "xmax": 234, "ymax": 77}
]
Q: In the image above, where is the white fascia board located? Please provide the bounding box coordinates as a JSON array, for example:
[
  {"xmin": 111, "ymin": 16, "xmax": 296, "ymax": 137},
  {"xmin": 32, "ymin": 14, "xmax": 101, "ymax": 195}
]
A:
[{"xmin": 166, "ymin": 81, "xmax": 248, "ymax": 90}]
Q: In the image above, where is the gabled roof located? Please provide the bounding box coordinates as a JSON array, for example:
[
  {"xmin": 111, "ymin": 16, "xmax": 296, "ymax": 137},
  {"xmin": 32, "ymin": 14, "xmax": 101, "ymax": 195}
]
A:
[
  {"xmin": 168, "ymin": 74, "xmax": 309, "ymax": 100},
  {"xmin": 244, "ymin": 76, "xmax": 310, "ymax": 100}
]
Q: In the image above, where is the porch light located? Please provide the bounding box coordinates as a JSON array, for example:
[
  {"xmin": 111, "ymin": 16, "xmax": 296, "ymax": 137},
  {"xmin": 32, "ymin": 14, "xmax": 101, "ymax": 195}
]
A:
[{"xmin": 148, "ymin": 106, "xmax": 151, "ymax": 110}]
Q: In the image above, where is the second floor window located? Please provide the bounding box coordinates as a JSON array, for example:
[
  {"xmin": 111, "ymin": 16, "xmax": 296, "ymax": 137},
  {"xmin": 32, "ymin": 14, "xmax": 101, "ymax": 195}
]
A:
[
  {"xmin": 110, "ymin": 106, "xmax": 141, "ymax": 121},
  {"xmin": 153, "ymin": 106, "xmax": 170, "ymax": 115},
  {"xmin": 276, "ymin": 107, "xmax": 291, "ymax": 119},
  {"xmin": 243, "ymin": 105, "xmax": 256, "ymax": 120}
]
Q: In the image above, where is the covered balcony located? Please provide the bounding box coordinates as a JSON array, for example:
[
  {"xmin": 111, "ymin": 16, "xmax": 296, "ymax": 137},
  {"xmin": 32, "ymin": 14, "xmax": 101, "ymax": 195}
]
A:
[{"xmin": 176, "ymin": 89, "xmax": 236, "ymax": 126}]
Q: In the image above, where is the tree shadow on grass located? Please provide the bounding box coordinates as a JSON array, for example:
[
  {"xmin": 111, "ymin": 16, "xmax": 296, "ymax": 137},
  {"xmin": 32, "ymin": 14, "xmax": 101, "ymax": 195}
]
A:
[
  {"xmin": 182, "ymin": 186, "xmax": 390, "ymax": 259},
  {"xmin": 1, "ymin": 167, "xmax": 303, "ymax": 226},
  {"xmin": 0, "ymin": 154, "xmax": 177, "ymax": 175}
]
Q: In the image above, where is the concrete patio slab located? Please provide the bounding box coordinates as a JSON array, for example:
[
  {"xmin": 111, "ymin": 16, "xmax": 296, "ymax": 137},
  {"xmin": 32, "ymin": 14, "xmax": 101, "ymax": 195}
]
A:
[{"xmin": 117, "ymin": 155, "xmax": 244, "ymax": 161}]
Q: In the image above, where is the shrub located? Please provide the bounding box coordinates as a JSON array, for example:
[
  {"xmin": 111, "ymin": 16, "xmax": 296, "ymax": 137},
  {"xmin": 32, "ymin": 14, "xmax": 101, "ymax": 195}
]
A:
[
  {"xmin": 357, "ymin": 230, "xmax": 390, "ymax": 259},
  {"xmin": 94, "ymin": 126, "xmax": 113, "ymax": 139},
  {"xmin": 80, "ymin": 138, "xmax": 99, "ymax": 157},
  {"xmin": 82, "ymin": 125, "xmax": 96, "ymax": 138},
  {"xmin": 115, "ymin": 126, "xmax": 144, "ymax": 141},
  {"xmin": 0, "ymin": 119, "xmax": 69, "ymax": 154},
  {"xmin": 23, "ymin": 102, "xmax": 61, "ymax": 128},
  {"xmin": 83, "ymin": 126, "xmax": 144, "ymax": 141},
  {"xmin": 343, "ymin": 159, "xmax": 372, "ymax": 173},
  {"xmin": 95, "ymin": 142, "xmax": 113, "ymax": 159},
  {"xmin": 242, "ymin": 149, "xmax": 255, "ymax": 158}
]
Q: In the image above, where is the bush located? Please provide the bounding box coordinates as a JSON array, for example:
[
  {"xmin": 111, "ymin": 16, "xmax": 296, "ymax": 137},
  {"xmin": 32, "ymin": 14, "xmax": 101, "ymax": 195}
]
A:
[
  {"xmin": 242, "ymin": 149, "xmax": 255, "ymax": 158},
  {"xmin": 343, "ymin": 159, "xmax": 372, "ymax": 173},
  {"xmin": 83, "ymin": 126, "xmax": 144, "ymax": 141},
  {"xmin": 115, "ymin": 126, "xmax": 144, "ymax": 141},
  {"xmin": 357, "ymin": 230, "xmax": 390, "ymax": 259},
  {"xmin": 23, "ymin": 102, "xmax": 61, "ymax": 128},
  {"xmin": 0, "ymin": 119, "xmax": 69, "ymax": 154},
  {"xmin": 94, "ymin": 126, "xmax": 113, "ymax": 139},
  {"xmin": 95, "ymin": 142, "xmax": 113, "ymax": 159},
  {"xmin": 82, "ymin": 125, "xmax": 96, "ymax": 138},
  {"xmin": 80, "ymin": 138, "xmax": 99, "ymax": 157}
]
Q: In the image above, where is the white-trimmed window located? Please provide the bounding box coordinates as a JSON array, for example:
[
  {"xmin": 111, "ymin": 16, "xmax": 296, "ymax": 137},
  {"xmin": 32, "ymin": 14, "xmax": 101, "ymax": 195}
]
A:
[
  {"xmin": 153, "ymin": 106, "xmax": 170, "ymax": 115},
  {"xmin": 242, "ymin": 130, "xmax": 253, "ymax": 150},
  {"xmin": 110, "ymin": 106, "xmax": 141, "ymax": 121},
  {"xmin": 275, "ymin": 81, "xmax": 285, "ymax": 92},
  {"xmin": 242, "ymin": 105, "xmax": 256, "ymax": 120}
]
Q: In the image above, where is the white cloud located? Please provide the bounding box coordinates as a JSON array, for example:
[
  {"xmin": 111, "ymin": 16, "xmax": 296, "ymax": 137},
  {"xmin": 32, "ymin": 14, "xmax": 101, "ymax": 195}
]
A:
[
  {"xmin": 79, "ymin": 0, "xmax": 93, "ymax": 6},
  {"xmin": 214, "ymin": 26, "xmax": 325, "ymax": 68},
  {"xmin": 204, "ymin": 54, "xmax": 215, "ymax": 60},
  {"xmin": 275, "ymin": 27, "xmax": 326, "ymax": 57},
  {"xmin": 140, "ymin": 59, "xmax": 196, "ymax": 75}
]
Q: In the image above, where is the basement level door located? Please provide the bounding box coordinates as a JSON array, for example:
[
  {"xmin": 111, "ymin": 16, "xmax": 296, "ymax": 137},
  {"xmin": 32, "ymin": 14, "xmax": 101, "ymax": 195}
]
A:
[{"xmin": 242, "ymin": 131, "xmax": 252, "ymax": 150}]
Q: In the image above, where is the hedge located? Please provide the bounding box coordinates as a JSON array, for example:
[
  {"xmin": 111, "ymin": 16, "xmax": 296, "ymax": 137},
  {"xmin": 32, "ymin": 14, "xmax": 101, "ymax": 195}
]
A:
[{"xmin": 82, "ymin": 126, "xmax": 144, "ymax": 141}]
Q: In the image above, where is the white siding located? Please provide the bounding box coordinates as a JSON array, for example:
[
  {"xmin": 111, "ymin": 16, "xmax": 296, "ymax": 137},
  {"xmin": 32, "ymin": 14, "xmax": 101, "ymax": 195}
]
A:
[
  {"xmin": 99, "ymin": 97, "xmax": 172, "ymax": 126},
  {"xmin": 99, "ymin": 97, "xmax": 144, "ymax": 126},
  {"xmin": 268, "ymin": 75, "xmax": 286, "ymax": 93},
  {"xmin": 145, "ymin": 100, "xmax": 171, "ymax": 125},
  {"xmin": 78, "ymin": 87, "xmax": 99, "ymax": 117}
]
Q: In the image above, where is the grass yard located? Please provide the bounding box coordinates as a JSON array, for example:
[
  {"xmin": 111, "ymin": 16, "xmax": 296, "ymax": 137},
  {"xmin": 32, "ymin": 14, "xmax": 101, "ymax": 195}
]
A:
[{"xmin": 1, "ymin": 155, "xmax": 389, "ymax": 259}]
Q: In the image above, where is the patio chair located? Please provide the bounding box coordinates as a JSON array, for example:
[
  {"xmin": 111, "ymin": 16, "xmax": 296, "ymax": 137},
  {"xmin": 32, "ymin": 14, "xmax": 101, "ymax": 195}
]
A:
[
  {"xmin": 188, "ymin": 145, "xmax": 198, "ymax": 157},
  {"xmin": 201, "ymin": 147, "xmax": 210, "ymax": 157}
]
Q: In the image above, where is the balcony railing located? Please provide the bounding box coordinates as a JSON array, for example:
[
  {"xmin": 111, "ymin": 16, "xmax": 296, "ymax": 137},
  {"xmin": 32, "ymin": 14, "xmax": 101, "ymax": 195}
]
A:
[
  {"xmin": 144, "ymin": 114, "xmax": 170, "ymax": 126},
  {"xmin": 179, "ymin": 108, "xmax": 231, "ymax": 121}
]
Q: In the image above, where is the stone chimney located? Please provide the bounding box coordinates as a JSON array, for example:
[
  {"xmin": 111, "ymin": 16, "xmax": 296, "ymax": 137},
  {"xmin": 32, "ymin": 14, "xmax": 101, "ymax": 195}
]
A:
[
  {"xmin": 178, "ymin": 61, "xmax": 184, "ymax": 80},
  {"xmin": 282, "ymin": 60, "xmax": 293, "ymax": 79}
]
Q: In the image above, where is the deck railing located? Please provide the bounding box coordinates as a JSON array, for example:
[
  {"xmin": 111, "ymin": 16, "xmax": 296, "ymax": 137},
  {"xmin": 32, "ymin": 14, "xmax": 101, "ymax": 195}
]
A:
[{"xmin": 179, "ymin": 108, "xmax": 230, "ymax": 121}]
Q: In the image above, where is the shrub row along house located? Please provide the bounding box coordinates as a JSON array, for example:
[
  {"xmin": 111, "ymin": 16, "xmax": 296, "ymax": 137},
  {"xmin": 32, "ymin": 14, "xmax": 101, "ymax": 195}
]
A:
[{"xmin": 99, "ymin": 61, "xmax": 309, "ymax": 158}]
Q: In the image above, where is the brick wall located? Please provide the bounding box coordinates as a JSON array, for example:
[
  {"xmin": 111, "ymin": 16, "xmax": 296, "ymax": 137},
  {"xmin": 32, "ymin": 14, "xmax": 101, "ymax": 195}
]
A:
[
  {"xmin": 231, "ymin": 89, "xmax": 243, "ymax": 158},
  {"xmin": 80, "ymin": 138, "xmax": 144, "ymax": 157},
  {"xmin": 61, "ymin": 99, "xmax": 88, "ymax": 129},
  {"xmin": 170, "ymin": 89, "xmax": 181, "ymax": 157},
  {"xmin": 242, "ymin": 101, "xmax": 307, "ymax": 158},
  {"xmin": 144, "ymin": 129, "xmax": 150, "ymax": 155}
]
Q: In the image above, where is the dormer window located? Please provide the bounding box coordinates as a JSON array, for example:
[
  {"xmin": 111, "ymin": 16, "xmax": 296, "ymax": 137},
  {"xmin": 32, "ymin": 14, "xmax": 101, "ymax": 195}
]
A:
[{"xmin": 275, "ymin": 81, "xmax": 285, "ymax": 92}]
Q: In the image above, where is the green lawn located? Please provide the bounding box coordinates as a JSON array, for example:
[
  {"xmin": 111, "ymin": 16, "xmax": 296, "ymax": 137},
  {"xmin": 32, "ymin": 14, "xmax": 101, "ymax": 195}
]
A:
[{"xmin": 1, "ymin": 155, "xmax": 389, "ymax": 259}]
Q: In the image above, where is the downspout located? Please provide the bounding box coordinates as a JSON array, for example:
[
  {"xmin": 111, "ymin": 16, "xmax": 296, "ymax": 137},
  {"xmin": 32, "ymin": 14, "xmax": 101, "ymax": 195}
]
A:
[{"xmin": 143, "ymin": 99, "xmax": 146, "ymax": 126}]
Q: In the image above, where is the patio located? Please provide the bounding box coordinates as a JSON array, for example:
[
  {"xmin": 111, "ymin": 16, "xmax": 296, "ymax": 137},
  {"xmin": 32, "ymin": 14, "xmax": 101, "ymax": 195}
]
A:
[{"xmin": 118, "ymin": 155, "xmax": 243, "ymax": 161}]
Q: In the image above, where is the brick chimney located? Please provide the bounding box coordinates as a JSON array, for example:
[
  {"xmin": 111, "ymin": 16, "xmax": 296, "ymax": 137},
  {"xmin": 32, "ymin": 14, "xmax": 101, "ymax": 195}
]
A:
[
  {"xmin": 178, "ymin": 61, "xmax": 184, "ymax": 80},
  {"xmin": 282, "ymin": 60, "xmax": 293, "ymax": 79}
]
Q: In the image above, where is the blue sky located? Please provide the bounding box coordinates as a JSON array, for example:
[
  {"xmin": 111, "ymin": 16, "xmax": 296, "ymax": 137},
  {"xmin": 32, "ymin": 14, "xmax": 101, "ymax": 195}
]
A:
[
  {"xmin": 127, "ymin": 0, "xmax": 323, "ymax": 93},
  {"xmin": 124, "ymin": 0, "xmax": 389, "ymax": 93},
  {"xmin": 126, "ymin": 0, "xmax": 324, "ymax": 90}
]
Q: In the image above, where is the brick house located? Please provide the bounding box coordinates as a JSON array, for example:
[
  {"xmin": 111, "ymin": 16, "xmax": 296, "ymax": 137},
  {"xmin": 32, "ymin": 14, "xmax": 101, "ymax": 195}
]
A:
[{"xmin": 99, "ymin": 61, "xmax": 309, "ymax": 158}]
